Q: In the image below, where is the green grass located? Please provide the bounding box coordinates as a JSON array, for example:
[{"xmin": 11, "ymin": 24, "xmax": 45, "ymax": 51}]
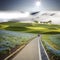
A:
[
  {"xmin": 0, "ymin": 22, "xmax": 60, "ymax": 60},
  {"xmin": 0, "ymin": 30, "xmax": 36, "ymax": 55},
  {"xmin": 42, "ymin": 34, "xmax": 60, "ymax": 50},
  {"xmin": 42, "ymin": 34, "xmax": 60, "ymax": 60},
  {"xmin": 0, "ymin": 22, "xmax": 60, "ymax": 34}
]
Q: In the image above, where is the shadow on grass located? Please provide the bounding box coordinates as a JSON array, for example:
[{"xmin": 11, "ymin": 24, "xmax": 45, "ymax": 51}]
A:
[
  {"xmin": 5, "ymin": 26, "xmax": 60, "ymax": 34},
  {"xmin": 28, "ymin": 31, "xmax": 60, "ymax": 34},
  {"xmin": 26, "ymin": 30, "xmax": 45, "ymax": 34},
  {"xmin": 5, "ymin": 26, "xmax": 29, "ymax": 31},
  {"xmin": 43, "ymin": 31, "xmax": 60, "ymax": 34}
]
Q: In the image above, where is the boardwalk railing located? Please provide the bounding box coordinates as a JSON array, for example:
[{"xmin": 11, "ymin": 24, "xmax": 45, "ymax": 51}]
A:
[{"xmin": 39, "ymin": 35, "xmax": 50, "ymax": 60}]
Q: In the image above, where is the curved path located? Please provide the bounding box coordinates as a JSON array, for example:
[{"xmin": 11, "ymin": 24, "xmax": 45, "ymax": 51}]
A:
[{"xmin": 12, "ymin": 37, "xmax": 41, "ymax": 60}]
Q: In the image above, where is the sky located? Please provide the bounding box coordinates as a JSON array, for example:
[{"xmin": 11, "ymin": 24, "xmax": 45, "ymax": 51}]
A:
[
  {"xmin": 0, "ymin": 11, "xmax": 60, "ymax": 24},
  {"xmin": 0, "ymin": 0, "xmax": 60, "ymax": 24},
  {"xmin": 39, "ymin": 11, "xmax": 60, "ymax": 24},
  {"xmin": 0, "ymin": 0, "xmax": 60, "ymax": 12}
]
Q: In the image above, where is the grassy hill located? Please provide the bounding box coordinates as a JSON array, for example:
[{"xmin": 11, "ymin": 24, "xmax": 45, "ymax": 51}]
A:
[
  {"xmin": 0, "ymin": 22, "xmax": 60, "ymax": 34},
  {"xmin": 0, "ymin": 22, "xmax": 60, "ymax": 60}
]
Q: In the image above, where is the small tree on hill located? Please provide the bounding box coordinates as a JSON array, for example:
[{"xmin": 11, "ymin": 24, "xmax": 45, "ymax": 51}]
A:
[
  {"xmin": 34, "ymin": 20, "xmax": 38, "ymax": 23},
  {"xmin": 48, "ymin": 20, "xmax": 52, "ymax": 24}
]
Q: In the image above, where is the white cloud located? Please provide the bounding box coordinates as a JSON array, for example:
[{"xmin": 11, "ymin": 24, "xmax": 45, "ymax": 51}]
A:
[
  {"xmin": 0, "ymin": 11, "xmax": 60, "ymax": 24},
  {"xmin": 0, "ymin": 11, "xmax": 30, "ymax": 19},
  {"xmin": 39, "ymin": 11, "xmax": 60, "ymax": 24}
]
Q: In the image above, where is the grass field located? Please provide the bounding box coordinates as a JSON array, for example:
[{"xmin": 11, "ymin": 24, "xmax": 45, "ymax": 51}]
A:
[
  {"xmin": 0, "ymin": 22, "xmax": 60, "ymax": 60},
  {"xmin": 0, "ymin": 22, "xmax": 60, "ymax": 34},
  {"xmin": 0, "ymin": 30, "xmax": 36, "ymax": 60},
  {"xmin": 42, "ymin": 34, "xmax": 60, "ymax": 60}
]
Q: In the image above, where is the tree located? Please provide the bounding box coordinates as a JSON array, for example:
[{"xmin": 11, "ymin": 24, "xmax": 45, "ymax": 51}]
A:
[
  {"xmin": 48, "ymin": 20, "xmax": 52, "ymax": 24},
  {"xmin": 34, "ymin": 20, "xmax": 38, "ymax": 23}
]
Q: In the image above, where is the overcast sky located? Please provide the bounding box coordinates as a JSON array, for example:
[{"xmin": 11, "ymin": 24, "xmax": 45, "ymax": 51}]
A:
[
  {"xmin": 0, "ymin": 0, "xmax": 60, "ymax": 12},
  {"xmin": 0, "ymin": 11, "xmax": 60, "ymax": 24},
  {"xmin": 0, "ymin": 0, "xmax": 60, "ymax": 24}
]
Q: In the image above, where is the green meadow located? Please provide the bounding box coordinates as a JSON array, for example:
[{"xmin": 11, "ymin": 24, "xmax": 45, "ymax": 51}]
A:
[
  {"xmin": 0, "ymin": 22, "xmax": 60, "ymax": 34},
  {"xmin": 0, "ymin": 22, "xmax": 60, "ymax": 60},
  {"xmin": 42, "ymin": 34, "xmax": 60, "ymax": 60},
  {"xmin": 0, "ymin": 30, "xmax": 36, "ymax": 60}
]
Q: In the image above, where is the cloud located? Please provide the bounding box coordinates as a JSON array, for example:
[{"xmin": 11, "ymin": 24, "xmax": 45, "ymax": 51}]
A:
[
  {"xmin": 0, "ymin": 11, "xmax": 60, "ymax": 24},
  {"xmin": 40, "ymin": 11, "xmax": 60, "ymax": 24},
  {"xmin": 0, "ymin": 11, "xmax": 30, "ymax": 19},
  {"xmin": 0, "ymin": 11, "xmax": 30, "ymax": 22}
]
